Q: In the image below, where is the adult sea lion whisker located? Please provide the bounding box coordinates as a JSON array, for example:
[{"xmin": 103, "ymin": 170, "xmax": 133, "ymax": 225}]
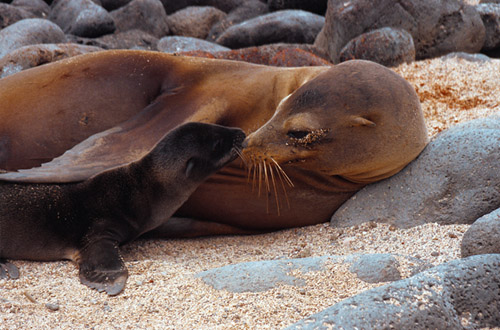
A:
[
  {"xmin": 270, "ymin": 158, "xmax": 294, "ymax": 187},
  {"xmin": 273, "ymin": 162, "xmax": 291, "ymax": 209},
  {"xmin": 268, "ymin": 163, "xmax": 281, "ymax": 216}
]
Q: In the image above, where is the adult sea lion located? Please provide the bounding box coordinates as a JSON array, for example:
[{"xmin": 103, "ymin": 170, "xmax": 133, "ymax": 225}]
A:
[
  {"xmin": 0, "ymin": 50, "xmax": 428, "ymax": 236},
  {"xmin": 0, "ymin": 122, "xmax": 246, "ymax": 295}
]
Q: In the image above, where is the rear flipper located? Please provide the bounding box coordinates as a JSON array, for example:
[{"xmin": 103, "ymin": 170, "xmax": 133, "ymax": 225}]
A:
[
  {"xmin": 0, "ymin": 259, "xmax": 19, "ymax": 279},
  {"xmin": 78, "ymin": 240, "xmax": 128, "ymax": 296}
]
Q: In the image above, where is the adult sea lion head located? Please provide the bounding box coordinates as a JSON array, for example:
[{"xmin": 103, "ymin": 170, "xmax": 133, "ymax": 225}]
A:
[{"xmin": 242, "ymin": 60, "xmax": 428, "ymax": 183}]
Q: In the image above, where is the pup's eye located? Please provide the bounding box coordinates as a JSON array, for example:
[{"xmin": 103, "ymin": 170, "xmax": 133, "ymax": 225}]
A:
[{"xmin": 287, "ymin": 130, "xmax": 309, "ymax": 139}]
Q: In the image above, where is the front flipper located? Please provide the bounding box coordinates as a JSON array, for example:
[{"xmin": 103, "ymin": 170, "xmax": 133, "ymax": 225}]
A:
[
  {"xmin": 0, "ymin": 259, "xmax": 19, "ymax": 279},
  {"xmin": 78, "ymin": 240, "xmax": 128, "ymax": 296}
]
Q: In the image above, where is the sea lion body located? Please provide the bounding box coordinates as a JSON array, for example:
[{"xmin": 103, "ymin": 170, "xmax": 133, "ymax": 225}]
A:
[
  {"xmin": 0, "ymin": 122, "xmax": 245, "ymax": 295},
  {"xmin": 0, "ymin": 50, "xmax": 428, "ymax": 236}
]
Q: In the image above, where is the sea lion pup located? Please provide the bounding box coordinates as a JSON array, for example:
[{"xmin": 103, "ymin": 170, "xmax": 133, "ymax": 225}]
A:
[
  {"xmin": 0, "ymin": 122, "xmax": 245, "ymax": 295},
  {"xmin": 0, "ymin": 51, "xmax": 428, "ymax": 236}
]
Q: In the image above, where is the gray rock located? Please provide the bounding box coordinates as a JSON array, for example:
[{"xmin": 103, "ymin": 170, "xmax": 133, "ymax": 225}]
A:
[
  {"xmin": 476, "ymin": 3, "xmax": 500, "ymax": 50},
  {"xmin": 11, "ymin": 0, "xmax": 50, "ymax": 17},
  {"xmin": 440, "ymin": 51, "xmax": 492, "ymax": 62},
  {"xmin": 158, "ymin": 36, "xmax": 230, "ymax": 53},
  {"xmin": 207, "ymin": 0, "xmax": 268, "ymax": 41},
  {"xmin": 316, "ymin": 0, "xmax": 486, "ymax": 63},
  {"xmin": 0, "ymin": 43, "xmax": 103, "ymax": 78},
  {"xmin": 331, "ymin": 114, "xmax": 500, "ymax": 228},
  {"xmin": 339, "ymin": 27, "xmax": 415, "ymax": 67},
  {"xmin": 160, "ymin": 0, "xmax": 244, "ymax": 14},
  {"xmin": 462, "ymin": 208, "xmax": 500, "ymax": 257},
  {"xmin": 216, "ymin": 9, "xmax": 324, "ymax": 48},
  {"xmin": 196, "ymin": 254, "xmax": 428, "ymax": 293},
  {"xmin": 349, "ymin": 254, "xmax": 401, "ymax": 283},
  {"xmin": 268, "ymin": 0, "xmax": 327, "ymax": 15},
  {"xmin": 196, "ymin": 256, "xmax": 332, "ymax": 292},
  {"xmin": 49, "ymin": 0, "xmax": 115, "ymax": 38},
  {"xmin": 167, "ymin": 6, "xmax": 226, "ymax": 39},
  {"xmin": 110, "ymin": 0, "xmax": 169, "ymax": 38},
  {"xmin": 286, "ymin": 254, "xmax": 500, "ymax": 329},
  {"xmin": 0, "ymin": 3, "xmax": 35, "ymax": 29},
  {"xmin": 68, "ymin": 29, "xmax": 158, "ymax": 50},
  {"xmin": 0, "ymin": 18, "xmax": 66, "ymax": 59}
]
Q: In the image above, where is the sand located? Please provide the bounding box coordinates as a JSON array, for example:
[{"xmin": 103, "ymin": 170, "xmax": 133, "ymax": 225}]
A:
[{"xmin": 1, "ymin": 56, "xmax": 500, "ymax": 329}]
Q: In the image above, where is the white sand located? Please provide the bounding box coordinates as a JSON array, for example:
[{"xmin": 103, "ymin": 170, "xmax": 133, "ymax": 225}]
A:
[{"xmin": 1, "ymin": 56, "xmax": 499, "ymax": 329}]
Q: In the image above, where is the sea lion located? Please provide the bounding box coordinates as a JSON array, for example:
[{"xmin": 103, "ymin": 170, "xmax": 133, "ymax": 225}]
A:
[
  {"xmin": 0, "ymin": 50, "xmax": 428, "ymax": 236},
  {"xmin": 0, "ymin": 122, "xmax": 245, "ymax": 295}
]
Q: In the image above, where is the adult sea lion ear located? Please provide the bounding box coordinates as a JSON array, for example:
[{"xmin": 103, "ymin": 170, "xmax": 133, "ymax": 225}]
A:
[{"xmin": 350, "ymin": 116, "xmax": 376, "ymax": 127}]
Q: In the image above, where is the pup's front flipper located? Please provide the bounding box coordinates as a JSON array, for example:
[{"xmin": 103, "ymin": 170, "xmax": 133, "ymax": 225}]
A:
[
  {"xmin": 78, "ymin": 240, "xmax": 128, "ymax": 296},
  {"xmin": 0, "ymin": 259, "xmax": 19, "ymax": 279}
]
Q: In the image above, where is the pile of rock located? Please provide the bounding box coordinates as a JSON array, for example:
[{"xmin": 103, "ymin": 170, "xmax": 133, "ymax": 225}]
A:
[{"xmin": 1, "ymin": 0, "xmax": 500, "ymax": 76}]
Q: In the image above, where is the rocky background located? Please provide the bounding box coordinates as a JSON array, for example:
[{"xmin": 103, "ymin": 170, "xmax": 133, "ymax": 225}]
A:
[{"xmin": 0, "ymin": 0, "xmax": 499, "ymax": 329}]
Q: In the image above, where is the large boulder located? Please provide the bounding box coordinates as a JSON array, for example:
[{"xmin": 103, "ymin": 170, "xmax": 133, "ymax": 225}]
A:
[
  {"xmin": 331, "ymin": 114, "xmax": 500, "ymax": 228},
  {"xmin": 167, "ymin": 6, "xmax": 226, "ymax": 39},
  {"xmin": 316, "ymin": 0, "xmax": 485, "ymax": 63},
  {"xmin": 461, "ymin": 208, "xmax": 500, "ymax": 257},
  {"xmin": 286, "ymin": 254, "xmax": 500, "ymax": 329}
]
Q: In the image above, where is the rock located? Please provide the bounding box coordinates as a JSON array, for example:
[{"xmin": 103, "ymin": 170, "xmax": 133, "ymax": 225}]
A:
[
  {"xmin": 48, "ymin": 0, "xmax": 115, "ymax": 38},
  {"xmin": 286, "ymin": 254, "xmax": 500, "ymax": 329},
  {"xmin": 268, "ymin": 0, "xmax": 328, "ymax": 15},
  {"xmin": 197, "ymin": 256, "xmax": 331, "ymax": 293},
  {"xmin": 440, "ymin": 51, "xmax": 492, "ymax": 62},
  {"xmin": 0, "ymin": 18, "xmax": 66, "ymax": 59},
  {"xmin": 331, "ymin": 114, "xmax": 500, "ymax": 228},
  {"xmin": 190, "ymin": 44, "xmax": 330, "ymax": 66},
  {"xmin": 160, "ymin": 0, "xmax": 244, "ymax": 14},
  {"xmin": 207, "ymin": 0, "xmax": 268, "ymax": 41},
  {"xmin": 68, "ymin": 29, "xmax": 158, "ymax": 50},
  {"xmin": 157, "ymin": 36, "xmax": 230, "ymax": 53},
  {"xmin": 339, "ymin": 27, "xmax": 415, "ymax": 67},
  {"xmin": 349, "ymin": 254, "xmax": 401, "ymax": 283},
  {"xmin": 167, "ymin": 6, "xmax": 226, "ymax": 39},
  {"xmin": 0, "ymin": 43, "xmax": 103, "ymax": 78},
  {"xmin": 461, "ymin": 208, "xmax": 500, "ymax": 257},
  {"xmin": 110, "ymin": 0, "xmax": 169, "ymax": 38},
  {"xmin": 476, "ymin": 3, "xmax": 500, "ymax": 50},
  {"xmin": 316, "ymin": 0, "xmax": 486, "ymax": 63},
  {"xmin": 269, "ymin": 48, "xmax": 332, "ymax": 66},
  {"xmin": 216, "ymin": 9, "xmax": 324, "ymax": 48},
  {"xmin": 11, "ymin": 0, "xmax": 50, "ymax": 17},
  {"xmin": 99, "ymin": 0, "xmax": 131, "ymax": 10},
  {"xmin": 0, "ymin": 3, "xmax": 35, "ymax": 28}
]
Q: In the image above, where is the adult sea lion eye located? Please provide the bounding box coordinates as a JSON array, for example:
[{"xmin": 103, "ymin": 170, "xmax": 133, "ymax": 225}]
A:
[{"xmin": 287, "ymin": 130, "xmax": 309, "ymax": 139}]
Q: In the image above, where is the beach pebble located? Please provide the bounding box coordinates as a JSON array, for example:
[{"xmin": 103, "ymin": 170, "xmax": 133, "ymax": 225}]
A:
[
  {"xmin": 476, "ymin": 3, "xmax": 500, "ymax": 50},
  {"xmin": 0, "ymin": 18, "xmax": 66, "ymax": 59},
  {"xmin": 48, "ymin": 0, "xmax": 115, "ymax": 38},
  {"xmin": 158, "ymin": 36, "xmax": 230, "ymax": 53},
  {"xmin": 0, "ymin": 43, "xmax": 102, "ymax": 78},
  {"xmin": 110, "ymin": 0, "xmax": 169, "ymax": 38},
  {"xmin": 339, "ymin": 27, "xmax": 415, "ymax": 67},
  {"xmin": 207, "ymin": 0, "xmax": 268, "ymax": 41},
  {"xmin": 167, "ymin": 6, "xmax": 226, "ymax": 39},
  {"xmin": 11, "ymin": 0, "xmax": 50, "ymax": 18},
  {"xmin": 161, "ymin": 0, "xmax": 245, "ymax": 14},
  {"xmin": 0, "ymin": 3, "xmax": 35, "ymax": 29},
  {"xmin": 349, "ymin": 254, "xmax": 401, "ymax": 283},
  {"xmin": 215, "ymin": 10, "xmax": 324, "ymax": 48}
]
